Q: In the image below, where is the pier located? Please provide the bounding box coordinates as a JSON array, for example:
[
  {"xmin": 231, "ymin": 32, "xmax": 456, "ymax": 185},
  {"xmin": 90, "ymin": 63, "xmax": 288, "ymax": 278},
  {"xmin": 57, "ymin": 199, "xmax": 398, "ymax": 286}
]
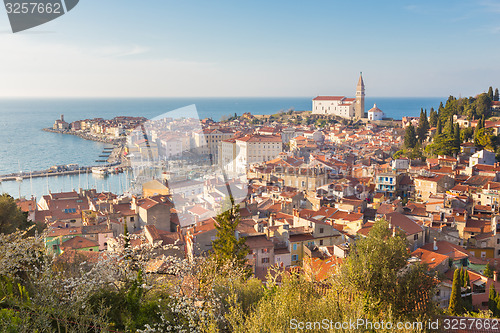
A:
[{"xmin": 0, "ymin": 163, "xmax": 125, "ymax": 182}]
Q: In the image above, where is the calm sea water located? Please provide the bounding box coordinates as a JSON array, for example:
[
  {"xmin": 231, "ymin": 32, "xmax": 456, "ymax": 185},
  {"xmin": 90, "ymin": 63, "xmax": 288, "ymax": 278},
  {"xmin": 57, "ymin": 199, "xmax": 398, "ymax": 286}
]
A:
[{"xmin": 0, "ymin": 97, "xmax": 443, "ymax": 199}]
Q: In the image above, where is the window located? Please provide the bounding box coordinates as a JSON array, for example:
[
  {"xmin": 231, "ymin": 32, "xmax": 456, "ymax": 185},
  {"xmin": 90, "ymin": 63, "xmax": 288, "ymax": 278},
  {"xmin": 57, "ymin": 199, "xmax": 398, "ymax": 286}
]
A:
[
  {"xmin": 130, "ymin": 217, "xmax": 135, "ymax": 222},
  {"xmin": 414, "ymin": 234, "xmax": 418, "ymax": 241},
  {"xmin": 320, "ymin": 240, "xmax": 324, "ymax": 246},
  {"xmin": 52, "ymin": 245, "xmax": 58, "ymax": 250},
  {"xmin": 293, "ymin": 244, "xmax": 297, "ymax": 251},
  {"xmin": 262, "ymin": 258, "xmax": 269, "ymax": 264},
  {"xmin": 319, "ymin": 228, "xmax": 324, "ymax": 234},
  {"xmin": 292, "ymin": 254, "xmax": 299, "ymax": 261}
]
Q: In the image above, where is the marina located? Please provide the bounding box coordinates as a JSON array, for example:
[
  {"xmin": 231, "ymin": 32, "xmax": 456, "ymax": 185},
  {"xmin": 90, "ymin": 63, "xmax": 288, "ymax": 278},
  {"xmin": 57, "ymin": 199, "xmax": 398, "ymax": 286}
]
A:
[{"xmin": 0, "ymin": 163, "xmax": 125, "ymax": 182}]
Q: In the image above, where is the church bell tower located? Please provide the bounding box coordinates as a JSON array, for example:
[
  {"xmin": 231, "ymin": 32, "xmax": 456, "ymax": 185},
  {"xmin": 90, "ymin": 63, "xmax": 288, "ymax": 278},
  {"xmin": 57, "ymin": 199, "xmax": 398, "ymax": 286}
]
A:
[{"xmin": 355, "ymin": 72, "xmax": 365, "ymax": 119}]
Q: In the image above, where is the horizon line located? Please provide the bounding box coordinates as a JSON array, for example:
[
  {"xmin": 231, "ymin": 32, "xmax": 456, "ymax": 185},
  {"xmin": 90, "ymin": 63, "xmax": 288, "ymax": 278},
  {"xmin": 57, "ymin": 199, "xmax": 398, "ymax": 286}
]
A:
[{"xmin": 0, "ymin": 95, "xmax": 447, "ymax": 99}]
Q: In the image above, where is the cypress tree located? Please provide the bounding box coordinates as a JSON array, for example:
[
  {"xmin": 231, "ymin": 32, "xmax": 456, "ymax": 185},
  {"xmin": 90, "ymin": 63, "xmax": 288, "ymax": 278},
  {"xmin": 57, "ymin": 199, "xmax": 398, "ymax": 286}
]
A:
[
  {"xmin": 437, "ymin": 118, "xmax": 442, "ymax": 135},
  {"xmin": 124, "ymin": 222, "xmax": 130, "ymax": 249},
  {"xmin": 429, "ymin": 108, "xmax": 438, "ymax": 127},
  {"xmin": 496, "ymin": 294, "xmax": 500, "ymax": 317},
  {"xmin": 404, "ymin": 124, "xmax": 417, "ymax": 149},
  {"xmin": 454, "ymin": 124, "xmax": 461, "ymax": 153},
  {"xmin": 448, "ymin": 268, "xmax": 463, "ymax": 315},
  {"xmin": 417, "ymin": 109, "xmax": 430, "ymax": 143},
  {"xmin": 489, "ymin": 86, "xmax": 494, "ymax": 101},
  {"xmin": 474, "ymin": 118, "xmax": 483, "ymax": 146},
  {"xmin": 489, "ymin": 284, "xmax": 497, "ymax": 314},
  {"xmin": 446, "ymin": 113, "xmax": 455, "ymax": 138},
  {"xmin": 439, "ymin": 101, "xmax": 444, "ymax": 113},
  {"xmin": 212, "ymin": 196, "xmax": 250, "ymax": 273},
  {"xmin": 485, "ymin": 263, "xmax": 494, "ymax": 278},
  {"xmin": 495, "ymin": 88, "xmax": 499, "ymax": 102}
]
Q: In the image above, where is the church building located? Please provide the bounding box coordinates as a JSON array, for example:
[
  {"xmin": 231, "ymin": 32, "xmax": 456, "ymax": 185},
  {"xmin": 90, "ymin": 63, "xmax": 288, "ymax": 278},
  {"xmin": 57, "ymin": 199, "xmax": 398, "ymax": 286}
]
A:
[{"xmin": 312, "ymin": 73, "xmax": 365, "ymax": 119}]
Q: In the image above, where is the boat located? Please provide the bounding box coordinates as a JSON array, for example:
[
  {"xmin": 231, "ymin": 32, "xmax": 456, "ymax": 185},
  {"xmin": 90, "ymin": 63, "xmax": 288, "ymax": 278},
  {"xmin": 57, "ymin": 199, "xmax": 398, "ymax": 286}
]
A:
[
  {"xmin": 91, "ymin": 167, "xmax": 108, "ymax": 176},
  {"xmin": 16, "ymin": 176, "xmax": 23, "ymax": 182}
]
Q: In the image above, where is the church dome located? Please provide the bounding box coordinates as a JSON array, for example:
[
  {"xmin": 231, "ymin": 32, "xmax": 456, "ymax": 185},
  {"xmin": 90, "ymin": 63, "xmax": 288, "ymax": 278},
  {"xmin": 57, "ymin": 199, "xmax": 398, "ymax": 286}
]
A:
[{"xmin": 368, "ymin": 104, "xmax": 383, "ymax": 113}]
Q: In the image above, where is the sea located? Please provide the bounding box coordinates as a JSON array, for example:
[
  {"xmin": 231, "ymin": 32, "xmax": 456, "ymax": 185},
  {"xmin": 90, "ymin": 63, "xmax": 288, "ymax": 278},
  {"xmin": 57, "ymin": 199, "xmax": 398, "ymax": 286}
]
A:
[{"xmin": 0, "ymin": 97, "xmax": 443, "ymax": 199}]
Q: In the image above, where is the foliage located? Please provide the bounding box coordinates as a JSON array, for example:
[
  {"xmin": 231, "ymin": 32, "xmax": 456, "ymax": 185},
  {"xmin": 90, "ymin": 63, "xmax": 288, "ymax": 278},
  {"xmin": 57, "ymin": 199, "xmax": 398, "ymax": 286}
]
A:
[
  {"xmin": 438, "ymin": 93, "xmax": 491, "ymax": 121},
  {"xmin": 212, "ymin": 197, "xmax": 250, "ymax": 275},
  {"xmin": 340, "ymin": 218, "xmax": 437, "ymax": 318},
  {"xmin": 484, "ymin": 263, "xmax": 494, "ymax": 278},
  {"xmin": 461, "ymin": 126, "xmax": 474, "ymax": 143},
  {"xmin": 416, "ymin": 109, "xmax": 430, "ymax": 143},
  {"xmin": 489, "ymin": 284, "xmax": 497, "ymax": 316},
  {"xmin": 475, "ymin": 128, "xmax": 497, "ymax": 151},
  {"xmin": 448, "ymin": 268, "xmax": 463, "ymax": 316},
  {"xmin": 404, "ymin": 124, "xmax": 417, "ymax": 149},
  {"xmin": 429, "ymin": 108, "xmax": 438, "ymax": 128},
  {"xmin": 425, "ymin": 133, "xmax": 458, "ymax": 156},
  {"xmin": 0, "ymin": 194, "xmax": 31, "ymax": 235}
]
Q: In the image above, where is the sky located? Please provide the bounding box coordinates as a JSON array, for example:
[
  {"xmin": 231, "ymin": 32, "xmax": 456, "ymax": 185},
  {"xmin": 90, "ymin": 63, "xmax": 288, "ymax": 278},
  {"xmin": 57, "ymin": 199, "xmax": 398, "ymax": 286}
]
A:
[{"xmin": 0, "ymin": 0, "xmax": 499, "ymax": 97}]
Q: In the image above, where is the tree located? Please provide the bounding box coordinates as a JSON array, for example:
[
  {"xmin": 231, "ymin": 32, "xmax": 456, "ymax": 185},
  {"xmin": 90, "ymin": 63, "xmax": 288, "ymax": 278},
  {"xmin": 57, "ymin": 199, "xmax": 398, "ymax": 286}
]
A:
[
  {"xmin": 489, "ymin": 284, "xmax": 497, "ymax": 315},
  {"xmin": 485, "ymin": 263, "xmax": 494, "ymax": 278},
  {"xmin": 448, "ymin": 268, "xmax": 463, "ymax": 315},
  {"xmin": 341, "ymin": 218, "xmax": 437, "ymax": 317},
  {"xmin": 212, "ymin": 196, "xmax": 250, "ymax": 272},
  {"xmin": 475, "ymin": 128, "xmax": 496, "ymax": 151},
  {"xmin": 444, "ymin": 113, "xmax": 454, "ymax": 138},
  {"xmin": 0, "ymin": 194, "xmax": 30, "ymax": 234},
  {"xmin": 425, "ymin": 133, "xmax": 457, "ymax": 156},
  {"xmin": 496, "ymin": 294, "xmax": 500, "ymax": 318},
  {"xmin": 475, "ymin": 94, "xmax": 492, "ymax": 119},
  {"xmin": 474, "ymin": 118, "xmax": 484, "ymax": 146},
  {"xmin": 489, "ymin": 86, "xmax": 494, "ymax": 101},
  {"xmin": 404, "ymin": 124, "xmax": 417, "ymax": 149},
  {"xmin": 495, "ymin": 88, "xmax": 499, "ymax": 102},
  {"xmin": 436, "ymin": 118, "xmax": 442, "ymax": 136},
  {"xmin": 454, "ymin": 124, "xmax": 461, "ymax": 150},
  {"xmin": 429, "ymin": 108, "xmax": 438, "ymax": 128},
  {"xmin": 417, "ymin": 109, "xmax": 430, "ymax": 143},
  {"xmin": 461, "ymin": 126, "xmax": 474, "ymax": 143}
]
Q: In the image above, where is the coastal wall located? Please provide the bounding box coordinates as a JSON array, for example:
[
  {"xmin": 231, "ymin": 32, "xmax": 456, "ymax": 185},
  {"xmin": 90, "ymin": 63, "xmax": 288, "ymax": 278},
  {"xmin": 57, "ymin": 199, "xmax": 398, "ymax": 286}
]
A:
[{"xmin": 43, "ymin": 128, "xmax": 125, "ymax": 144}]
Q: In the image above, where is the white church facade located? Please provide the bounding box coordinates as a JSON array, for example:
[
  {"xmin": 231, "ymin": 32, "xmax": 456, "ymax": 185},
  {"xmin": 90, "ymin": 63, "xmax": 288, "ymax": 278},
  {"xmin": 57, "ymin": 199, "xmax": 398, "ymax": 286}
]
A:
[{"xmin": 312, "ymin": 73, "xmax": 365, "ymax": 119}]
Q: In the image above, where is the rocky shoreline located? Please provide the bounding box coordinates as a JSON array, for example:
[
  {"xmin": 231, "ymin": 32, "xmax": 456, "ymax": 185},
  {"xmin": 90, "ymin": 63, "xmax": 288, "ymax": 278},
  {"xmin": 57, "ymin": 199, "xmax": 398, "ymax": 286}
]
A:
[{"xmin": 42, "ymin": 128, "xmax": 126, "ymax": 144}]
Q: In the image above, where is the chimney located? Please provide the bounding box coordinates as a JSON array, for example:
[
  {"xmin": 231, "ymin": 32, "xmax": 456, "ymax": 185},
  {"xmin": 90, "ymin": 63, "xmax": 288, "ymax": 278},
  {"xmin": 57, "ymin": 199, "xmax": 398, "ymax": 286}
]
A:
[
  {"xmin": 392, "ymin": 226, "xmax": 396, "ymax": 237},
  {"xmin": 358, "ymin": 206, "xmax": 362, "ymax": 214},
  {"xmin": 433, "ymin": 238, "xmax": 438, "ymax": 251}
]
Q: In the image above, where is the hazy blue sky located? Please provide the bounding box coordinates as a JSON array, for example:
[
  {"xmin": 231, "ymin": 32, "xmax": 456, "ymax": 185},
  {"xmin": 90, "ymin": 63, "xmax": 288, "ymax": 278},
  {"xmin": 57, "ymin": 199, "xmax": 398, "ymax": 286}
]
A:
[{"xmin": 0, "ymin": 0, "xmax": 499, "ymax": 97}]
